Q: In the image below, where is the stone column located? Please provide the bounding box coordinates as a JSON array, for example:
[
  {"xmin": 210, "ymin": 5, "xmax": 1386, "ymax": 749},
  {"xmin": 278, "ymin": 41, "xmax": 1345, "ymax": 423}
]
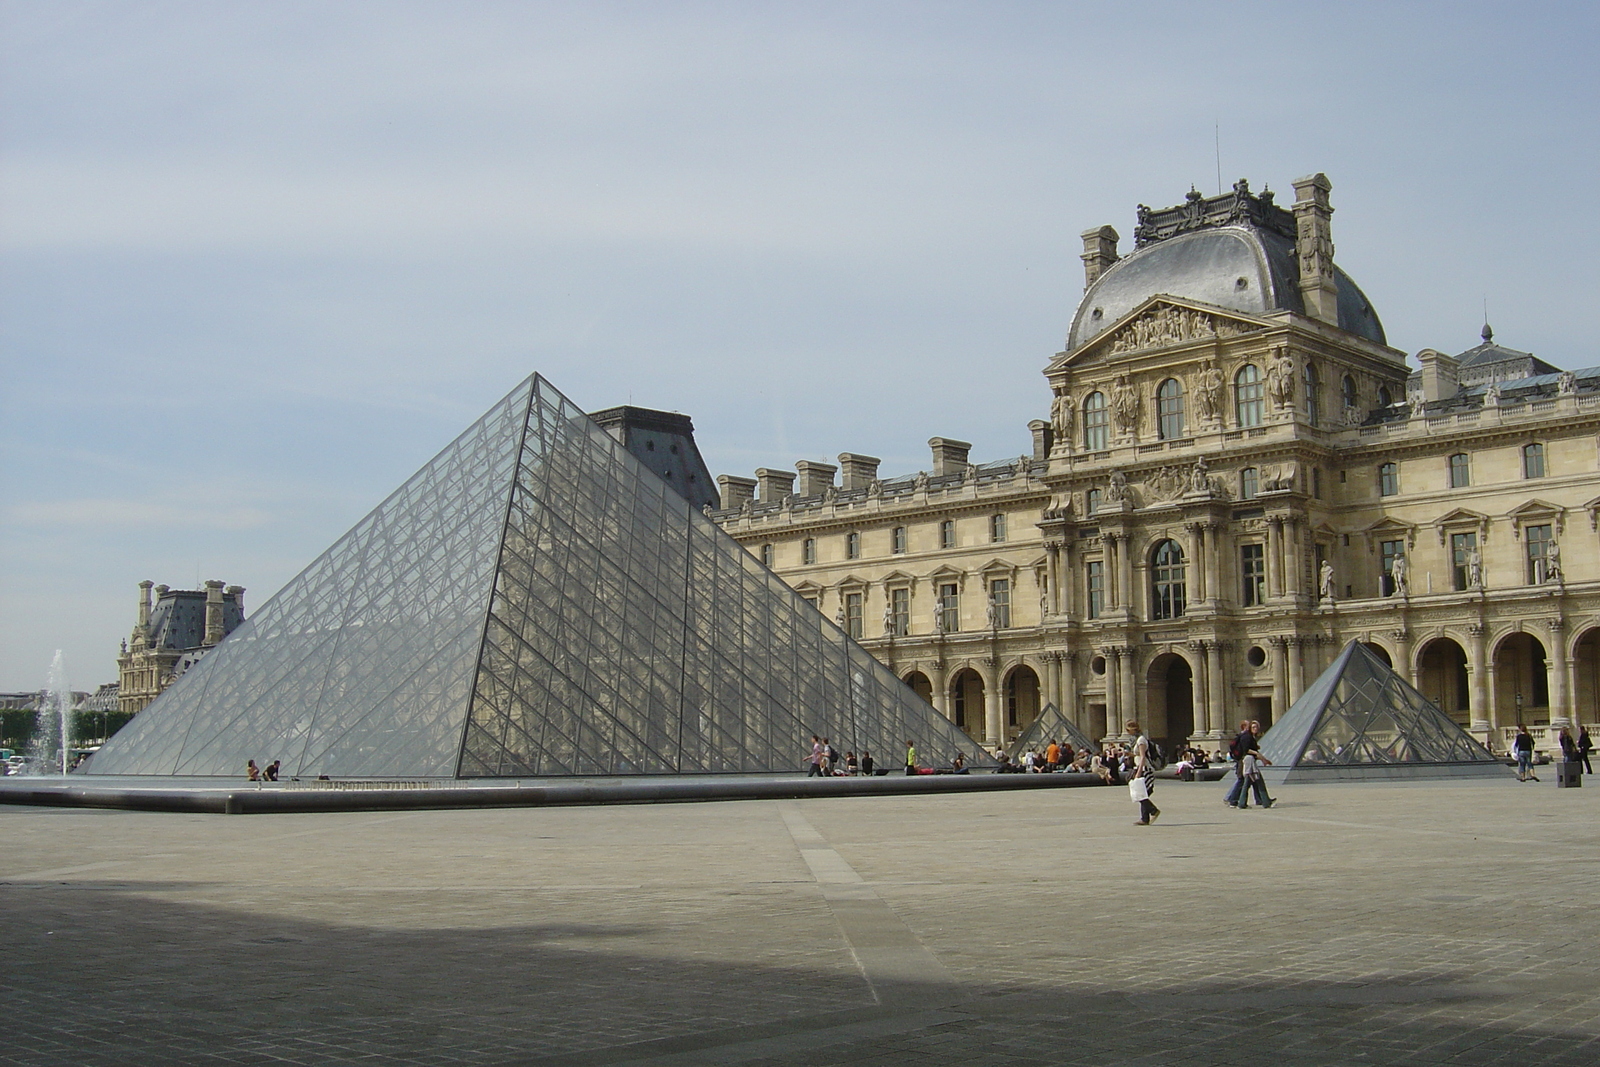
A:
[
  {"xmin": 1101, "ymin": 646, "xmax": 1120, "ymax": 733},
  {"xmin": 1266, "ymin": 519, "xmax": 1283, "ymax": 599},
  {"xmin": 930, "ymin": 659, "xmax": 951, "ymax": 723},
  {"xmin": 1205, "ymin": 521, "xmax": 1222, "ymax": 608},
  {"xmin": 1116, "ymin": 535, "xmax": 1135, "ymax": 614},
  {"xmin": 1283, "ymin": 520, "xmax": 1301, "ymax": 600},
  {"xmin": 1059, "ymin": 542, "xmax": 1075, "ymax": 617},
  {"xmin": 1270, "ymin": 635, "xmax": 1289, "ymax": 721},
  {"xmin": 982, "ymin": 656, "xmax": 1004, "ymax": 747},
  {"xmin": 1394, "ymin": 628, "xmax": 1416, "ymax": 688},
  {"xmin": 1468, "ymin": 623, "xmax": 1490, "ymax": 730},
  {"xmin": 1188, "ymin": 640, "xmax": 1211, "ymax": 736},
  {"xmin": 1042, "ymin": 539, "xmax": 1063, "ymax": 616},
  {"xmin": 1288, "ymin": 636, "xmax": 1306, "ymax": 703},
  {"xmin": 1119, "ymin": 645, "xmax": 1138, "ymax": 731},
  {"xmin": 1061, "ymin": 651, "xmax": 1078, "ymax": 727},
  {"xmin": 1548, "ymin": 618, "xmax": 1571, "ymax": 727},
  {"xmin": 1207, "ymin": 640, "xmax": 1227, "ymax": 735}
]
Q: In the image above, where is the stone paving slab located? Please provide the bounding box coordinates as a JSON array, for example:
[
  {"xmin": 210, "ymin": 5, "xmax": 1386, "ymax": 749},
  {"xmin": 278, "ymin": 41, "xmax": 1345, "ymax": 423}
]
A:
[{"xmin": 0, "ymin": 777, "xmax": 1596, "ymax": 1065}]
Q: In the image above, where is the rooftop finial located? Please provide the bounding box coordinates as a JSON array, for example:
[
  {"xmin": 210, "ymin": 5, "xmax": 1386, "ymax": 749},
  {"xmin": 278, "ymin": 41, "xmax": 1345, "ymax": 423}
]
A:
[{"xmin": 1482, "ymin": 322, "xmax": 1493, "ymax": 343}]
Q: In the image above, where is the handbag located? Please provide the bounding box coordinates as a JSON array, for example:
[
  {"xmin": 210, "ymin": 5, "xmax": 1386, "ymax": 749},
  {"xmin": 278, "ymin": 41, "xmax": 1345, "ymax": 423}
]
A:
[{"xmin": 1128, "ymin": 776, "xmax": 1149, "ymax": 803}]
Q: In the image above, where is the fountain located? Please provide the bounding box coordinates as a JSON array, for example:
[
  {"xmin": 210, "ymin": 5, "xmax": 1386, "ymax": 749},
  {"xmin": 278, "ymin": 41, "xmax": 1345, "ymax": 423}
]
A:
[{"xmin": 26, "ymin": 650, "xmax": 74, "ymax": 775}]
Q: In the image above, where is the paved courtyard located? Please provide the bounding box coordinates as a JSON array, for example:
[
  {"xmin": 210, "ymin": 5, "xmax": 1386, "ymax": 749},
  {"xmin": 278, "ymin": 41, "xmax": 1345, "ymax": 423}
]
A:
[{"xmin": 2, "ymin": 775, "xmax": 1597, "ymax": 1066}]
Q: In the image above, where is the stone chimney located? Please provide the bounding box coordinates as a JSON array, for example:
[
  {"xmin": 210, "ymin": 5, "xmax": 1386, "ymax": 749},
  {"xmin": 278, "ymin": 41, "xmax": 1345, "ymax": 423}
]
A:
[
  {"xmin": 755, "ymin": 467, "xmax": 796, "ymax": 503},
  {"xmin": 1417, "ymin": 349, "xmax": 1461, "ymax": 403},
  {"xmin": 1028, "ymin": 420, "xmax": 1052, "ymax": 461},
  {"xmin": 794, "ymin": 460, "xmax": 837, "ymax": 498},
  {"xmin": 1292, "ymin": 173, "xmax": 1339, "ymax": 326},
  {"xmin": 227, "ymin": 585, "xmax": 246, "ymax": 618},
  {"xmin": 203, "ymin": 580, "xmax": 226, "ymax": 647},
  {"xmin": 717, "ymin": 474, "xmax": 756, "ymax": 510},
  {"xmin": 837, "ymin": 453, "xmax": 881, "ymax": 490},
  {"xmin": 138, "ymin": 580, "xmax": 153, "ymax": 631},
  {"xmin": 928, "ymin": 437, "xmax": 972, "ymax": 477},
  {"xmin": 1080, "ymin": 225, "xmax": 1120, "ymax": 289}
]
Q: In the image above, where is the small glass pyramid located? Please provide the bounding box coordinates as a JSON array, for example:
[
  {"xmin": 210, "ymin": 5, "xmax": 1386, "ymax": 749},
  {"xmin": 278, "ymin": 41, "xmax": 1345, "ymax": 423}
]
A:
[
  {"xmin": 1258, "ymin": 642, "xmax": 1509, "ymax": 781},
  {"xmin": 1005, "ymin": 704, "xmax": 1096, "ymax": 762},
  {"xmin": 89, "ymin": 374, "xmax": 987, "ymax": 778}
]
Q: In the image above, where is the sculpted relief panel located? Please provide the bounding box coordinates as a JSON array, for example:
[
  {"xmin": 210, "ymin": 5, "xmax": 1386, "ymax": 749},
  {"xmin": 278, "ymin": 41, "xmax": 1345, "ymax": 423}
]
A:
[{"xmin": 1106, "ymin": 304, "xmax": 1260, "ymax": 356}]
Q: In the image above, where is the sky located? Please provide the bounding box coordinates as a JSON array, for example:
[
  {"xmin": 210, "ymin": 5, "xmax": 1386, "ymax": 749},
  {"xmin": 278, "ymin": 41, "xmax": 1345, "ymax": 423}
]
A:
[{"xmin": 2, "ymin": 1, "xmax": 1597, "ymax": 693}]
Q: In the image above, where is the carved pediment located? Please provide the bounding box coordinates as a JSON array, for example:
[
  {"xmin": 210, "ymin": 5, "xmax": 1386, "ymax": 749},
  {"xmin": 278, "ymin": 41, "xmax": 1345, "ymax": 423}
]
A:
[{"xmin": 1103, "ymin": 300, "xmax": 1264, "ymax": 357}]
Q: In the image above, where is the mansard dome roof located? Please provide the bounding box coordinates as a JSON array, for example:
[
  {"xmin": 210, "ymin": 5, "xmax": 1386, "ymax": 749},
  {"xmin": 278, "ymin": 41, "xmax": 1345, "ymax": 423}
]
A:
[{"xmin": 1067, "ymin": 182, "xmax": 1385, "ymax": 351}]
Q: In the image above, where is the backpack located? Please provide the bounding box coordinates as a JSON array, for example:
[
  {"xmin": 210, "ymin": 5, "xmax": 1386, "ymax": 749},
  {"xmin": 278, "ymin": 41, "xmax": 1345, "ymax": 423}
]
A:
[{"xmin": 1228, "ymin": 733, "xmax": 1247, "ymax": 761}]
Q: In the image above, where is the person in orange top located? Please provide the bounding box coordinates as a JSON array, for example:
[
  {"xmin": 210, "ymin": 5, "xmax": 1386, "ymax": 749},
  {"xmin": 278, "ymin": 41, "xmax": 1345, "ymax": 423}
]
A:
[{"xmin": 1045, "ymin": 740, "xmax": 1061, "ymax": 771}]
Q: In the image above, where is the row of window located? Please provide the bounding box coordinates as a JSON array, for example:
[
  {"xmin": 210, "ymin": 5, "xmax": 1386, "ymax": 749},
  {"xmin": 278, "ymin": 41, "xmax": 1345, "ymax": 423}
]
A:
[
  {"xmin": 815, "ymin": 579, "xmax": 1014, "ymax": 639},
  {"xmin": 1077, "ymin": 365, "xmax": 1390, "ymax": 448},
  {"xmin": 1382, "ymin": 444, "xmax": 1545, "ymax": 496},
  {"xmin": 766, "ymin": 513, "xmax": 1010, "ymax": 568}
]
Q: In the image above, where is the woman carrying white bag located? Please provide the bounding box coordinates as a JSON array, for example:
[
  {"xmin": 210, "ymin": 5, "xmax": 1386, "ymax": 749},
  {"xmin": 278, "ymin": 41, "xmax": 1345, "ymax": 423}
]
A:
[{"xmin": 1126, "ymin": 720, "xmax": 1161, "ymax": 826}]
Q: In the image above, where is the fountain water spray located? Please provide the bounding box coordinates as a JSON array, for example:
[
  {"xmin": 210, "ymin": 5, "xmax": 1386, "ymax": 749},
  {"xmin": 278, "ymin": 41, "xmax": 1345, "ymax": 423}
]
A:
[{"xmin": 32, "ymin": 650, "xmax": 74, "ymax": 775}]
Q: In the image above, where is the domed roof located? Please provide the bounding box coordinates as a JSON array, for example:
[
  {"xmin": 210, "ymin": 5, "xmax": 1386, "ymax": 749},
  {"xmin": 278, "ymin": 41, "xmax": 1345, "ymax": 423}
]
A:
[{"xmin": 1067, "ymin": 183, "xmax": 1385, "ymax": 351}]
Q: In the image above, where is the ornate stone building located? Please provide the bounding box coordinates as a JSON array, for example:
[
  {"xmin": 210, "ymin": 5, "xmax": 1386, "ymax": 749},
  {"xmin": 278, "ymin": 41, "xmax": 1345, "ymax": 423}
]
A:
[
  {"xmin": 711, "ymin": 174, "xmax": 1600, "ymax": 756},
  {"xmin": 117, "ymin": 580, "xmax": 245, "ymax": 714}
]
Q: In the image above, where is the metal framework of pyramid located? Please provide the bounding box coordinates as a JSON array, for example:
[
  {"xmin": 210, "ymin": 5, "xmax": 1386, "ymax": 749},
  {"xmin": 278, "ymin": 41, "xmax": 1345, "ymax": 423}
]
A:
[
  {"xmin": 88, "ymin": 374, "xmax": 986, "ymax": 778},
  {"xmin": 1005, "ymin": 703, "xmax": 1095, "ymax": 761},
  {"xmin": 1258, "ymin": 642, "xmax": 1510, "ymax": 782}
]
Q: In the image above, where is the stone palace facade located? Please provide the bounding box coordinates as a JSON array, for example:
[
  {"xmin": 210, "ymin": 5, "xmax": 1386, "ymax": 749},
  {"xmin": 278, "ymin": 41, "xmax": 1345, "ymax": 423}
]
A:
[{"xmin": 710, "ymin": 174, "xmax": 1600, "ymax": 756}]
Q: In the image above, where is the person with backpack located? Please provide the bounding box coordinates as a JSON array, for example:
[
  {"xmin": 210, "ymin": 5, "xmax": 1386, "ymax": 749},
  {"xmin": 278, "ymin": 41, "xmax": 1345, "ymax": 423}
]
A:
[
  {"xmin": 1224, "ymin": 721, "xmax": 1253, "ymax": 807},
  {"xmin": 1127, "ymin": 720, "xmax": 1160, "ymax": 825},
  {"xmin": 1513, "ymin": 725, "xmax": 1538, "ymax": 782}
]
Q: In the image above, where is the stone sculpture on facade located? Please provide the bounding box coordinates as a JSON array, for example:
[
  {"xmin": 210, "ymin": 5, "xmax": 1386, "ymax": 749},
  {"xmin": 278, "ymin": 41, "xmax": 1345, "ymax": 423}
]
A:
[
  {"xmin": 1195, "ymin": 359, "xmax": 1224, "ymax": 423},
  {"xmin": 1106, "ymin": 304, "xmax": 1247, "ymax": 355},
  {"xmin": 1267, "ymin": 348, "xmax": 1296, "ymax": 410},
  {"xmin": 1111, "ymin": 375, "xmax": 1139, "ymax": 435},
  {"xmin": 1466, "ymin": 545, "xmax": 1483, "ymax": 588},
  {"xmin": 1389, "ymin": 554, "xmax": 1410, "ymax": 597},
  {"xmin": 1559, "ymin": 372, "xmax": 1577, "ymax": 396},
  {"xmin": 1319, "ymin": 560, "xmax": 1336, "ymax": 601},
  {"xmin": 985, "ymin": 594, "xmax": 999, "ymax": 630},
  {"xmin": 1544, "ymin": 540, "xmax": 1563, "ymax": 583},
  {"xmin": 883, "ymin": 601, "xmax": 896, "ymax": 637},
  {"xmin": 1188, "ymin": 455, "xmax": 1212, "ymax": 495},
  {"xmin": 1106, "ymin": 469, "xmax": 1129, "ymax": 504},
  {"xmin": 1051, "ymin": 391, "xmax": 1074, "ymax": 445}
]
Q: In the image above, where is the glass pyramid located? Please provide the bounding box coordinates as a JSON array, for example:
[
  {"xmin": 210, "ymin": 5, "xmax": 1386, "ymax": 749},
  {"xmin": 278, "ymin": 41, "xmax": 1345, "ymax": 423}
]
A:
[
  {"xmin": 88, "ymin": 374, "xmax": 986, "ymax": 778},
  {"xmin": 1005, "ymin": 703, "xmax": 1096, "ymax": 762},
  {"xmin": 1257, "ymin": 642, "xmax": 1509, "ymax": 782}
]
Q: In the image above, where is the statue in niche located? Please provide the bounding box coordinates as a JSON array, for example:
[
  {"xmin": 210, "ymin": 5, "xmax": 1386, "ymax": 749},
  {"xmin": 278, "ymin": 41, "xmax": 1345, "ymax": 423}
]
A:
[
  {"xmin": 985, "ymin": 594, "xmax": 999, "ymax": 630},
  {"xmin": 1194, "ymin": 360, "xmax": 1224, "ymax": 422},
  {"xmin": 883, "ymin": 600, "xmax": 897, "ymax": 637},
  {"xmin": 1188, "ymin": 455, "xmax": 1212, "ymax": 495},
  {"xmin": 1389, "ymin": 553, "xmax": 1410, "ymax": 597},
  {"xmin": 932, "ymin": 601, "xmax": 946, "ymax": 634},
  {"xmin": 1111, "ymin": 375, "xmax": 1139, "ymax": 434},
  {"xmin": 1051, "ymin": 391, "xmax": 1074, "ymax": 443},
  {"xmin": 1319, "ymin": 560, "xmax": 1336, "ymax": 601},
  {"xmin": 1266, "ymin": 349, "xmax": 1296, "ymax": 409},
  {"xmin": 1106, "ymin": 469, "xmax": 1129, "ymax": 504},
  {"xmin": 1466, "ymin": 545, "xmax": 1483, "ymax": 589}
]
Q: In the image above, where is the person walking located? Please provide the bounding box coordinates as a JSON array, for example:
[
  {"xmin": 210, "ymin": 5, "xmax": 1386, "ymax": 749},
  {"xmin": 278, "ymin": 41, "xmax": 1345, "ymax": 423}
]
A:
[
  {"xmin": 805, "ymin": 735, "xmax": 825, "ymax": 777},
  {"xmin": 904, "ymin": 739, "xmax": 918, "ymax": 775},
  {"xmin": 1127, "ymin": 721, "xmax": 1160, "ymax": 825},
  {"xmin": 1579, "ymin": 725, "xmax": 1594, "ymax": 775},
  {"xmin": 1223, "ymin": 721, "xmax": 1253, "ymax": 807},
  {"xmin": 1513, "ymin": 724, "xmax": 1539, "ymax": 782}
]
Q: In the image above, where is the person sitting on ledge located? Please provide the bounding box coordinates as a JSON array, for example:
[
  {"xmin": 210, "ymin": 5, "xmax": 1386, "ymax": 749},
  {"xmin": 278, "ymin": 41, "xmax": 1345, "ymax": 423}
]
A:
[
  {"xmin": 950, "ymin": 752, "xmax": 969, "ymax": 775},
  {"xmin": 860, "ymin": 750, "xmax": 875, "ymax": 776},
  {"xmin": 246, "ymin": 759, "xmax": 260, "ymax": 782}
]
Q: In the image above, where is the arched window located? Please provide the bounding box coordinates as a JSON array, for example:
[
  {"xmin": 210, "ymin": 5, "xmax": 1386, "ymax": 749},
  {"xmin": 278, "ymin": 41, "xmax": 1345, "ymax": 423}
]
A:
[
  {"xmin": 760, "ymin": 544, "xmax": 774, "ymax": 567},
  {"xmin": 1082, "ymin": 391, "xmax": 1108, "ymax": 451},
  {"xmin": 1378, "ymin": 385, "xmax": 1393, "ymax": 407},
  {"xmin": 1448, "ymin": 453, "xmax": 1471, "ymax": 488},
  {"xmin": 891, "ymin": 526, "xmax": 907, "ymax": 554},
  {"xmin": 802, "ymin": 538, "xmax": 817, "ymax": 565},
  {"xmin": 1239, "ymin": 467, "xmax": 1258, "ymax": 499},
  {"xmin": 1151, "ymin": 540, "xmax": 1187, "ymax": 620},
  {"xmin": 1523, "ymin": 443, "xmax": 1546, "ymax": 479},
  {"xmin": 1156, "ymin": 378, "xmax": 1185, "ymax": 440},
  {"xmin": 846, "ymin": 531, "xmax": 861, "ymax": 559},
  {"xmin": 939, "ymin": 519, "xmax": 956, "ymax": 549},
  {"xmin": 1234, "ymin": 364, "xmax": 1264, "ymax": 427},
  {"xmin": 1342, "ymin": 374, "xmax": 1358, "ymax": 411},
  {"xmin": 1303, "ymin": 362, "xmax": 1321, "ymax": 425}
]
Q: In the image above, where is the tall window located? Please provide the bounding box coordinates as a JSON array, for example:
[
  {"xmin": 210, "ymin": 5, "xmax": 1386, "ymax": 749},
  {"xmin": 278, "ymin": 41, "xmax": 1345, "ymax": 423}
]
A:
[
  {"xmin": 1449, "ymin": 453, "xmax": 1471, "ymax": 488},
  {"xmin": 1380, "ymin": 539, "xmax": 1405, "ymax": 596},
  {"xmin": 1378, "ymin": 385, "xmax": 1393, "ymax": 407},
  {"xmin": 1303, "ymin": 362, "xmax": 1320, "ymax": 425},
  {"xmin": 1378, "ymin": 462, "xmax": 1399, "ymax": 497},
  {"xmin": 937, "ymin": 582, "xmax": 960, "ymax": 633},
  {"xmin": 892, "ymin": 526, "xmax": 907, "ymax": 554},
  {"xmin": 802, "ymin": 538, "xmax": 816, "ymax": 565},
  {"xmin": 843, "ymin": 592, "xmax": 863, "ymax": 639},
  {"xmin": 1157, "ymin": 378, "xmax": 1185, "ymax": 440},
  {"xmin": 990, "ymin": 513, "xmax": 1007, "ymax": 543},
  {"xmin": 1151, "ymin": 539, "xmax": 1187, "ymax": 620},
  {"xmin": 1234, "ymin": 364, "xmax": 1264, "ymax": 427},
  {"xmin": 846, "ymin": 531, "xmax": 861, "ymax": 560},
  {"xmin": 889, "ymin": 587, "xmax": 909, "ymax": 636},
  {"xmin": 1239, "ymin": 467, "xmax": 1258, "ymax": 500},
  {"xmin": 1523, "ymin": 443, "xmax": 1546, "ymax": 479},
  {"xmin": 939, "ymin": 519, "xmax": 956, "ymax": 549},
  {"xmin": 760, "ymin": 544, "xmax": 774, "ymax": 567},
  {"xmin": 1342, "ymin": 374, "xmax": 1358, "ymax": 411},
  {"xmin": 1526, "ymin": 524, "xmax": 1554, "ymax": 583},
  {"xmin": 988, "ymin": 579, "xmax": 1011, "ymax": 628},
  {"xmin": 1086, "ymin": 488, "xmax": 1101, "ymax": 516},
  {"xmin": 1085, "ymin": 560, "xmax": 1104, "ymax": 619},
  {"xmin": 1451, "ymin": 531, "xmax": 1477, "ymax": 591},
  {"xmin": 1083, "ymin": 391, "xmax": 1109, "ymax": 451},
  {"xmin": 1241, "ymin": 543, "xmax": 1266, "ymax": 606}
]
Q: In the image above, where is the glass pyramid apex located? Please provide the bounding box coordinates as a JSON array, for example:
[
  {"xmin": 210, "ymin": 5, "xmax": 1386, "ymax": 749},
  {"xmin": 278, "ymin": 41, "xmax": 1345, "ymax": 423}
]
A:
[
  {"xmin": 89, "ymin": 374, "xmax": 985, "ymax": 778},
  {"xmin": 1006, "ymin": 703, "xmax": 1096, "ymax": 761},
  {"xmin": 1258, "ymin": 642, "xmax": 1510, "ymax": 782}
]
